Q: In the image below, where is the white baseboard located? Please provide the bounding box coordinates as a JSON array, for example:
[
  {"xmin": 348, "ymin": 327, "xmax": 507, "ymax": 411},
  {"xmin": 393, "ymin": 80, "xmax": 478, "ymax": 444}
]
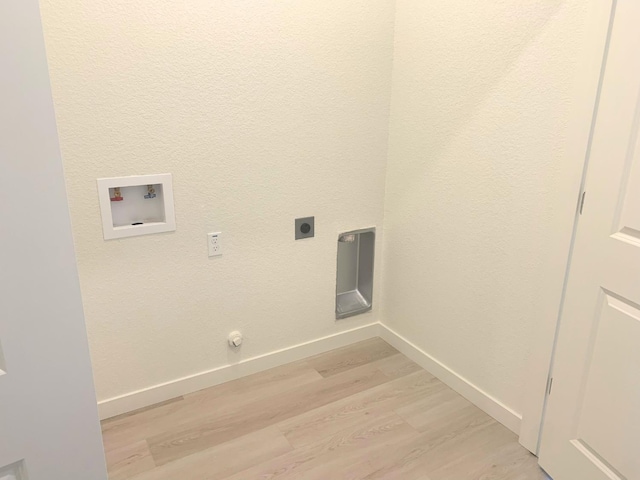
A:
[
  {"xmin": 99, "ymin": 321, "xmax": 522, "ymax": 435},
  {"xmin": 378, "ymin": 324, "xmax": 522, "ymax": 435},
  {"xmin": 98, "ymin": 323, "xmax": 381, "ymax": 420}
]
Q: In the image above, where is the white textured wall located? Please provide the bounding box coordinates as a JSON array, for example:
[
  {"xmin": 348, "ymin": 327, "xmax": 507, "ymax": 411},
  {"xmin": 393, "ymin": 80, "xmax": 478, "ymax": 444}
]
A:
[
  {"xmin": 40, "ymin": 0, "xmax": 395, "ymax": 402},
  {"xmin": 383, "ymin": 0, "xmax": 589, "ymax": 416},
  {"xmin": 41, "ymin": 0, "xmax": 591, "ymax": 420}
]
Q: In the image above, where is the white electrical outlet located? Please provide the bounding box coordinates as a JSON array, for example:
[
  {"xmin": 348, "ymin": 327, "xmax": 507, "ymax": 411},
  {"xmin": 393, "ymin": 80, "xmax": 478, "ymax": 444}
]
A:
[{"xmin": 207, "ymin": 232, "xmax": 222, "ymax": 257}]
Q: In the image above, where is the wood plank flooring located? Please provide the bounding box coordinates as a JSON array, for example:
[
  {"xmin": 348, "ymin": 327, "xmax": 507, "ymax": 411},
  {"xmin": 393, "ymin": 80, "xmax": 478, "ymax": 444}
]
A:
[{"xmin": 101, "ymin": 338, "xmax": 545, "ymax": 480}]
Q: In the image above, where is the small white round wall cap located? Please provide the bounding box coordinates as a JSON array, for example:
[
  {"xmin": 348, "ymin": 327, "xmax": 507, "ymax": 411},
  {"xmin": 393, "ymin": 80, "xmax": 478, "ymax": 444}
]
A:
[{"xmin": 228, "ymin": 331, "xmax": 243, "ymax": 348}]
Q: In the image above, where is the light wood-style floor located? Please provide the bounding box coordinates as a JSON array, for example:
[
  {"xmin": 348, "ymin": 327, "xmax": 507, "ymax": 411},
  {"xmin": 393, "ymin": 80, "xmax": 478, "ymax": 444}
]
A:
[{"xmin": 101, "ymin": 338, "xmax": 545, "ymax": 480}]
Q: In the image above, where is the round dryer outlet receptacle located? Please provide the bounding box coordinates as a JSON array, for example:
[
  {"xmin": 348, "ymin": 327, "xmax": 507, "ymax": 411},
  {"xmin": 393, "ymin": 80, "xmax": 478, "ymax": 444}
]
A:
[{"xmin": 228, "ymin": 331, "xmax": 243, "ymax": 348}]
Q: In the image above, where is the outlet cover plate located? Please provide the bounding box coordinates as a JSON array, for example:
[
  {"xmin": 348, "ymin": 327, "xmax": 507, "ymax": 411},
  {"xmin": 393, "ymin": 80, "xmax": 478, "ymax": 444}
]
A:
[
  {"xmin": 295, "ymin": 217, "xmax": 315, "ymax": 240},
  {"xmin": 208, "ymin": 232, "xmax": 222, "ymax": 257}
]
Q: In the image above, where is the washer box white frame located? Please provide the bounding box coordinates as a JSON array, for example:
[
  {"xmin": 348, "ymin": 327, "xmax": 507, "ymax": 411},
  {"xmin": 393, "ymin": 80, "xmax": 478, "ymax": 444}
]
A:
[{"xmin": 97, "ymin": 173, "xmax": 176, "ymax": 240}]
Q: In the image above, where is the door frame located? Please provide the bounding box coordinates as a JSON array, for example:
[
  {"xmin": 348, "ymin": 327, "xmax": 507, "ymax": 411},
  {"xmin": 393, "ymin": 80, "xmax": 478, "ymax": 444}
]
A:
[{"xmin": 519, "ymin": 0, "xmax": 615, "ymax": 454}]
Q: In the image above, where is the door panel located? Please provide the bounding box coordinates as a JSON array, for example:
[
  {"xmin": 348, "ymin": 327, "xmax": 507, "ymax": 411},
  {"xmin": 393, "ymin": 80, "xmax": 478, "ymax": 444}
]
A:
[
  {"xmin": 0, "ymin": 1, "xmax": 108, "ymax": 478},
  {"xmin": 615, "ymin": 119, "xmax": 640, "ymax": 245},
  {"xmin": 539, "ymin": 1, "xmax": 640, "ymax": 479},
  {"xmin": 578, "ymin": 291, "xmax": 640, "ymax": 478}
]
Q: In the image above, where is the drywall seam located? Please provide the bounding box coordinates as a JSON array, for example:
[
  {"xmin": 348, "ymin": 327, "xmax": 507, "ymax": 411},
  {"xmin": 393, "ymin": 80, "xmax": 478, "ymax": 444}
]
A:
[
  {"xmin": 379, "ymin": 323, "xmax": 522, "ymax": 434},
  {"xmin": 98, "ymin": 323, "xmax": 381, "ymax": 419}
]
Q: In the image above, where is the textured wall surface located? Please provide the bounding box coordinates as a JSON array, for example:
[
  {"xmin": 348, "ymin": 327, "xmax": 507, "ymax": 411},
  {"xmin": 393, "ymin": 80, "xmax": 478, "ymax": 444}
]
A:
[
  {"xmin": 41, "ymin": 0, "xmax": 395, "ymax": 401},
  {"xmin": 41, "ymin": 0, "xmax": 591, "ymax": 418},
  {"xmin": 382, "ymin": 0, "xmax": 589, "ymax": 416}
]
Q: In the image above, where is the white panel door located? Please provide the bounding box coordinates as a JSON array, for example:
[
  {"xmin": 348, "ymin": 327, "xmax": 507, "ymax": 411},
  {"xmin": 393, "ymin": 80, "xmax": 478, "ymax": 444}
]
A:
[
  {"xmin": 0, "ymin": 1, "xmax": 108, "ymax": 479},
  {"xmin": 539, "ymin": 2, "xmax": 640, "ymax": 479}
]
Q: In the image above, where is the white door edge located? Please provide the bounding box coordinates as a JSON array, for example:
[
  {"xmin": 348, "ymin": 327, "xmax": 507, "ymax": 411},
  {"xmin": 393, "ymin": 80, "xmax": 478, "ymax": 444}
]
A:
[{"xmin": 519, "ymin": 0, "xmax": 614, "ymax": 454}]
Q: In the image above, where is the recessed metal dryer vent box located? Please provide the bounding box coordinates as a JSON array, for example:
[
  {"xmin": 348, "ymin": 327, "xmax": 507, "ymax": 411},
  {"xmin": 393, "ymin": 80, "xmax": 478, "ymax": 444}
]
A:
[{"xmin": 335, "ymin": 227, "xmax": 375, "ymax": 319}]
